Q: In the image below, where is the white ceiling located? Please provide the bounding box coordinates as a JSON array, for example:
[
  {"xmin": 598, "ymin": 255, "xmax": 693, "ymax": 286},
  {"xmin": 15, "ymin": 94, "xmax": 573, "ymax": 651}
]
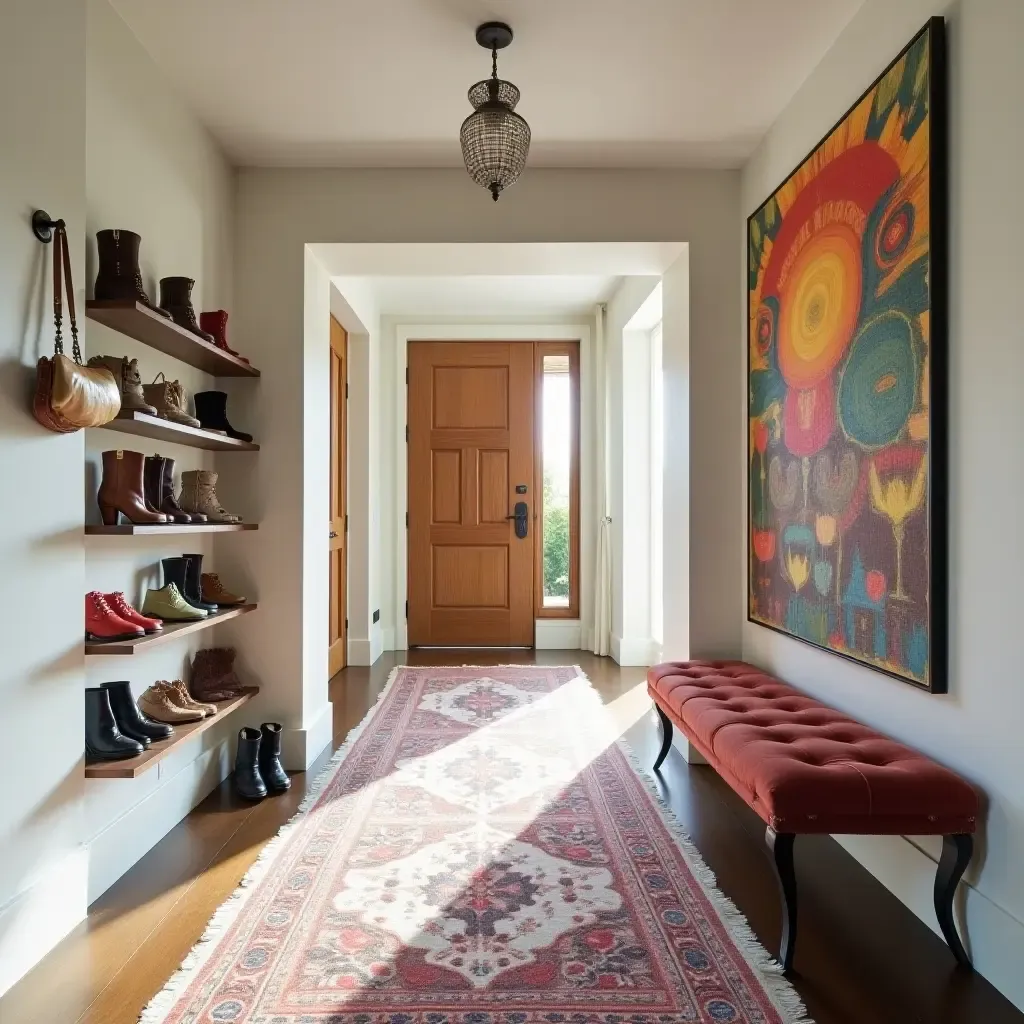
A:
[
  {"xmin": 334, "ymin": 275, "xmax": 622, "ymax": 318},
  {"xmin": 110, "ymin": 0, "xmax": 863, "ymax": 169}
]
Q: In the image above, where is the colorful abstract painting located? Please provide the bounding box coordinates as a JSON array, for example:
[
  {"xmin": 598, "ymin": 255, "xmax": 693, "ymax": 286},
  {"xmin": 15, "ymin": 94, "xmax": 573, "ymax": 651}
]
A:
[{"xmin": 747, "ymin": 19, "xmax": 947, "ymax": 692}]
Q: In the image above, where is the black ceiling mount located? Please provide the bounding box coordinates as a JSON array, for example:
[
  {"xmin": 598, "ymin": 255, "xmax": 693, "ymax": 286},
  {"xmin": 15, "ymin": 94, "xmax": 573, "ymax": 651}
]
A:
[
  {"xmin": 475, "ymin": 22, "xmax": 513, "ymax": 50},
  {"xmin": 32, "ymin": 209, "xmax": 59, "ymax": 243}
]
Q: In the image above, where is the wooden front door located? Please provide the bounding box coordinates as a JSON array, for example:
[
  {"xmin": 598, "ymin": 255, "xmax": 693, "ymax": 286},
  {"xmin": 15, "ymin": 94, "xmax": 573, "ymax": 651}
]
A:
[
  {"xmin": 328, "ymin": 317, "xmax": 347, "ymax": 675},
  {"xmin": 408, "ymin": 342, "xmax": 535, "ymax": 646}
]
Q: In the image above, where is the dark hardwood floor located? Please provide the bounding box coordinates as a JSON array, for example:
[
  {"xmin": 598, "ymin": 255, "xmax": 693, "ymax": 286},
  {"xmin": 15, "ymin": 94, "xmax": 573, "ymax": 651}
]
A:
[{"xmin": 1, "ymin": 651, "xmax": 1019, "ymax": 1023}]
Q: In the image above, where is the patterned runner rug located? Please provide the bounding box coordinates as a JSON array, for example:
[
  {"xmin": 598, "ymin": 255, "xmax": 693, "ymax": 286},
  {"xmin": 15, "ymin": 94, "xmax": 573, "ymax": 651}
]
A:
[{"xmin": 143, "ymin": 665, "xmax": 811, "ymax": 1024}]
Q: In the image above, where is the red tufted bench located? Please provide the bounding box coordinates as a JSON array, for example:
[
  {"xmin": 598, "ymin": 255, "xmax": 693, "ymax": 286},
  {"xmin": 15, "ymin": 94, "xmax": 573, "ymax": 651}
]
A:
[{"xmin": 648, "ymin": 660, "xmax": 979, "ymax": 973}]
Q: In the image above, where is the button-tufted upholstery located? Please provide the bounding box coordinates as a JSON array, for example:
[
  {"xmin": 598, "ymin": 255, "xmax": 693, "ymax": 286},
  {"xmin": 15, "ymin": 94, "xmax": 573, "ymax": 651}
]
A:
[{"xmin": 648, "ymin": 660, "xmax": 978, "ymax": 836}]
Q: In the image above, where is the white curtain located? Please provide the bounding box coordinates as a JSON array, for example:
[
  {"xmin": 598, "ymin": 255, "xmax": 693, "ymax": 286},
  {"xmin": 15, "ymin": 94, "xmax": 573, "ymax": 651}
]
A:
[{"xmin": 591, "ymin": 303, "xmax": 612, "ymax": 656}]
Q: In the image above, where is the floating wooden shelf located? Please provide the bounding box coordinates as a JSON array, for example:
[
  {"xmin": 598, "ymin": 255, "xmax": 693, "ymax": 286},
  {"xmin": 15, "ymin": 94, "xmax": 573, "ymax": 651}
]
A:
[
  {"xmin": 85, "ymin": 603, "xmax": 257, "ymax": 655},
  {"xmin": 86, "ymin": 523, "xmax": 258, "ymax": 536},
  {"xmin": 84, "ymin": 690, "xmax": 256, "ymax": 779},
  {"xmin": 96, "ymin": 410, "xmax": 259, "ymax": 451},
  {"xmin": 86, "ymin": 300, "xmax": 260, "ymax": 377}
]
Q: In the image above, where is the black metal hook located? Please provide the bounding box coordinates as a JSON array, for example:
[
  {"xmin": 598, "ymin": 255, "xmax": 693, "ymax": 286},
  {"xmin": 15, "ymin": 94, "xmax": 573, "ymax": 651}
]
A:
[{"xmin": 32, "ymin": 210, "xmax": 60, "ymax": 243}]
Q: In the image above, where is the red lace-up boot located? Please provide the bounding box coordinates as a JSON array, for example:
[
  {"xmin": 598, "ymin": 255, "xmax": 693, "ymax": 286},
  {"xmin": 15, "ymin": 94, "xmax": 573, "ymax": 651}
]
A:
[
  {"xmin": 199, "ymin": 310, "xmax": 249, "ymax": 363},
  {"xmin": 105, "ymin": 592, "xmax": 163, "ymax": 633},
  {"xmin": 86, "ymin": 591, "xmax": 145, "ymax": 642}
]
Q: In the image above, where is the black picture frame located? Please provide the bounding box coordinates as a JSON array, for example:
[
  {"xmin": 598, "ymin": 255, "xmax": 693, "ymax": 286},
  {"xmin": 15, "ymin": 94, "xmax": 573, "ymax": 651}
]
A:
[{"xmin": 745, "ymin": 17, "xmax": 948, "ymax": 693}]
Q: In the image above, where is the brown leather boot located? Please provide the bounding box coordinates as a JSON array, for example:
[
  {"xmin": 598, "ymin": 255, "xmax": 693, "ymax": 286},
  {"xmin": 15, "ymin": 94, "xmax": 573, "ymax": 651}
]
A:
[
  {"xmin": 86, "ymin": 355, "xmax": 158, "ymax": 415},
  {"xmin": 98, "ymin": 450, "xmax": 169, "ymax": 526},
  {"xmin": 191, "ymin": 647, "xmax": 252, "ymax": 702},
  {"xmin": 159, "ymin": 277, "xmax": 214, "ymax": 342},
  {"xmin": 94, "ymin": 230, "xmax": 171, "ymax": 318}
]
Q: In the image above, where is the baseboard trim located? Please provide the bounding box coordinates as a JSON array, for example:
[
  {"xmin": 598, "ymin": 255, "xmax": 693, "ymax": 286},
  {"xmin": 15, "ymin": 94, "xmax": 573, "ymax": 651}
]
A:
[
  {"xmin": 535, "ymin": 619, "xmax": 581, "ymax": 650},
  {"xmin": 282, "ymin": 701, "xmax": 334, "ymax": 771},
  {"xmin": 611, "ymin": 634, "xmax": 657, "ymax": 666},
  {"xmin": 382, "ymin": 627, "xmax": 396, "ymax": 652},
  {"xmin": 347, "ymin": 638, "xmax": 373, "ymax": 665}
]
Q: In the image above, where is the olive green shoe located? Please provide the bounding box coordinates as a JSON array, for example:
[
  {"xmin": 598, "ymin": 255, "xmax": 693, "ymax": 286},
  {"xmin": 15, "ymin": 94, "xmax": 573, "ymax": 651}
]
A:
[{"xmin": 142, "ymin": 583, "xmax": 208, "ymax": 622}]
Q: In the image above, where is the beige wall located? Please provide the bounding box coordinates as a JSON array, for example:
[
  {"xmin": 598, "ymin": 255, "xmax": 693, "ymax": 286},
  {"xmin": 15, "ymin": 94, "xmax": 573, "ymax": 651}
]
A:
[
  {"xmin": 741, "ymin": 0, "xmax": 1024, "ymax": 1008},
  {"xmin": 233, "ymin": 167, "xmax": 741, "ymax": 757}
]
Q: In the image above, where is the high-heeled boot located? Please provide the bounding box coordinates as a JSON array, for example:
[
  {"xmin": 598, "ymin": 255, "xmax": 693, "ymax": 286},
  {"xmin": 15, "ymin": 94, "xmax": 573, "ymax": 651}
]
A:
[
  {"xmin": 159, "ymin": 277, "xmax": 214, "ymax": 342},
  {"xmin": 233, "ymin": 728, "xmax": 267, "ymax": 801},
  {"xmin": 193, "ymin": 391, "xmax": 254, "ymax": 442},
  {"xmin": 98, "ymin": 449, "xmax": 169, "ymax": 526},
  {"xmin": 93, "ymin": 230, "xmax": 171, "ymax": 318}
]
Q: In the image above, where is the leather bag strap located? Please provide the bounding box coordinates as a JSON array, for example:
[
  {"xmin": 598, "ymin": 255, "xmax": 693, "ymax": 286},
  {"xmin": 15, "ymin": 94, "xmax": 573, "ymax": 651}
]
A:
[{"xmin": 51, "ymin": 220, "xmax": 82, "ymax": 364}]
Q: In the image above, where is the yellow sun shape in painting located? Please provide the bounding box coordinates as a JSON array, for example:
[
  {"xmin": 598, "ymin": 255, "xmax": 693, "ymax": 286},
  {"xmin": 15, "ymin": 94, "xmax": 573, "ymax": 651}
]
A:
[{"xmin": 778, "ymin": 223, "xmax": 862, "ymax": 389}]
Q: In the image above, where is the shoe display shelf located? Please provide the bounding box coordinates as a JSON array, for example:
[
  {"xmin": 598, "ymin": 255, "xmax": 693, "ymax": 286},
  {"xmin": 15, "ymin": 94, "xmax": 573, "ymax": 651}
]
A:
[
  {"xmin": 85, "ymin": 689, "xmax": 256, "ymax": 779},
  {"xmin": 86, "ymin": 523, "xmax": 258, "ymax": 535},
  {"xmin": 85, "ymin": 603, "xmax": 257, "ymax": 656},
  {"xmin": 98, "ymin": 410, "xmax": 260, "ymax": 451},
  {"xmin": 86, "ymin": 300, "xmax": 260, "ymax": 378}
]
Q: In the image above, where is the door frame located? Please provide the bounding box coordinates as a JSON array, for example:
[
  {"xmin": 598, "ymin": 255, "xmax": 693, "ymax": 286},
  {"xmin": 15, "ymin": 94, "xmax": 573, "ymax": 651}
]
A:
[
  {"xmin": 329, "ymin": 316, "xmax": 348, "ymax": 676},
  {"xmin": 394, "ymin": 322, "xmax": 593, "ymax": 651}
]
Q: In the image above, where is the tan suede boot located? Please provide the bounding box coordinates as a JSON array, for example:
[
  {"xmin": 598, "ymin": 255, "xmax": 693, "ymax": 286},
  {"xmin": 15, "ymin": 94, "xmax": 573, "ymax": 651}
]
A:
[
  {"xmin": 87, "ymin": 355, "xmax": 158, "ymax": 415},
  {"xmin": 138, "ymin": 683, "xmax": 204, "ymax": 723},
  {"xmin": 143, "ymin": 372, "xmax": 201, "ymax": 428},
  {"xmin": 164, "ymin": 679, "xmax": 217, "ymax": 717},
  {"xmin": 178, "ymin": 470, "xmax": 241, "ymax": 523}
]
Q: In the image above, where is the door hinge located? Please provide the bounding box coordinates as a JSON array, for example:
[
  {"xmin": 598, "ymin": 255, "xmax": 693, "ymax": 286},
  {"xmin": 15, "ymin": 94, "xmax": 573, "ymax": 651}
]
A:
[
  {"xmin": 405, "ymin": 600, "xmax": 409, "ymax": 619},
  {"xmin": 405, "ymin": 511, "xmax": 409, "ymax": 528},
  {"xmin": 345, "ymin": 514, "xmax": 349, "ymax": 532},
  {"xmin": 405, "ymin": 367, "xmax": 409, "ymax": 385},
  {"xmin": 405, "ymin": 424, "xmax": 409, "ymax": 442},
  {"xmin": 344, "ymin": 617, "xmax": 348, "ymax": 629},
  {"xmin": 345, "ymin": 382, "xmax": 349, "ymax": 399}
]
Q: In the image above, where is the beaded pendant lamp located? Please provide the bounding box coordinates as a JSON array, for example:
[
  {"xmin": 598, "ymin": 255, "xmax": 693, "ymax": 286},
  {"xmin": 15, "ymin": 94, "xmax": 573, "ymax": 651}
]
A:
[{"xmin": 460, "ymin": 22, "xmax": 531, "ymax": 201}]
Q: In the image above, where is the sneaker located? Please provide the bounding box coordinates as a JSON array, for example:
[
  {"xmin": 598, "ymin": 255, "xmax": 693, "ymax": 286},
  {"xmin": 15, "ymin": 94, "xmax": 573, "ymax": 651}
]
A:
[{"xmin": 142, "ymin": 583, "xmax": 208, "ymax": 622}]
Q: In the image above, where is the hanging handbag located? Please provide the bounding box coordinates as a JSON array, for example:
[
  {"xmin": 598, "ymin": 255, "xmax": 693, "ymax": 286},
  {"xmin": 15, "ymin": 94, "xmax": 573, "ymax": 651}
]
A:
[{"xmin": 32, "ymin": 220, "xmax": 121, "ymax": 433}]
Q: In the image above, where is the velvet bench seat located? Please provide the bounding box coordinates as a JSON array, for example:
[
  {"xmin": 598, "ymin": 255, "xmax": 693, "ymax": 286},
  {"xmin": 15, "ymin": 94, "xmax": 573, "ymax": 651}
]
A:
[{"xmin": 647, "ymin": 659, "xmax": 979, "ymax": 973}]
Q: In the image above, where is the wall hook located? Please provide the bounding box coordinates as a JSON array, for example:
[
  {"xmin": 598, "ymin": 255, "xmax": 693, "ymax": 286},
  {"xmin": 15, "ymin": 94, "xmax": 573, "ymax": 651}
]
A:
[{"xmin": 32, "ymin": 210, "xmax": 60, "ymax": 243}]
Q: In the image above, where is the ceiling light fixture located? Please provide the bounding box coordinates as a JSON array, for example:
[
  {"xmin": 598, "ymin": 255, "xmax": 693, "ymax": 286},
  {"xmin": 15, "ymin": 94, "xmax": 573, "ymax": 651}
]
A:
[{"xmin": 460, "ymin": 22, "xmax": 531, "ymax": 202}]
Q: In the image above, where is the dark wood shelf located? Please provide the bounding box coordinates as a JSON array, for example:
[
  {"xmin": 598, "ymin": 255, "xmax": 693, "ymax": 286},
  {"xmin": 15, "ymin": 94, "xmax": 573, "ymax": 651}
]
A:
[
  {"xmin": 84, "ymin": 690, "xmax": 256, "ymax": 779},
  {"xmin": 86, "ymin": 300, "xmax": 260, "ymax": 377},
  {"xmin": 97, "ymin": 411, "xmax": 259, "ymax": 451},
  {"xmin": 85, "ymin": 523, "xmax": 258, "ymax": 536},
  {"xmin": 84, "ymin": 603, "xmax": 256, "ymax": 655}
]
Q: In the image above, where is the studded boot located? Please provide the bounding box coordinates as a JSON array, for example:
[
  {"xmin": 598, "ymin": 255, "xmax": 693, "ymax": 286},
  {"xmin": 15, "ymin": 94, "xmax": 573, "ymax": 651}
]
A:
[
  {"xmin": 159, "ymin": 277, "xmax": 214, "ymax": 342},
  {"xmin": 143, "ymin": 372, "xmax": 201, "ymax": 428},
  {"xmin": 93, "ymin": 230, "xmax": 171, "ymax": 318},
  {"xmin": 87, "ymin": 355, "xmax": 157, "ymax": 415},
  {"xmin": 178, "ymin": 469, "xmax": 240, "ymax": 523}
]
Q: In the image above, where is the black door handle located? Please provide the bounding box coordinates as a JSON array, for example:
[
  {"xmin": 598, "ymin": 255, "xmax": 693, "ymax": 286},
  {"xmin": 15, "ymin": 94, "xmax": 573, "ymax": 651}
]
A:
[{"xmin": 506, "ymin": 501, "xmax": 528, "ymax": 538}]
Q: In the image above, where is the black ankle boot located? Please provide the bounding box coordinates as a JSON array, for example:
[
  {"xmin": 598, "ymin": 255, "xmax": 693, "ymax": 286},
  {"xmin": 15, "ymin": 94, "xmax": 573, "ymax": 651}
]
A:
[
  {"xmin": 193, "ymin": 391, "xmax": 253, "ymax": 443},
  {"xmin": 182, "ymin": 552, "xmax": 219, "ymax": 613},
  {"xmin": 258, "ymin": 723, "xmax": 291, "ymax": 793},
  {"xmin": 85, "ymin": 687, "xmax": 145, "ymax": 763},
  {"xmin": 94, "ymin": 230, "xmax": 171, "ymax": 318},
  {"xmin": 162, "ymin": 556, "xmax": 217, "ymax": 613},
  {"xmin": 101, "ymin": 680, "xmax": 173, "ymax": 745},
  {"xmin": 234, "ymin": 727, "xmax": 267, "ymax": 800},
  {"xmin": 159, "ymin": 277, "xmax": 214, "ymax": 341}
]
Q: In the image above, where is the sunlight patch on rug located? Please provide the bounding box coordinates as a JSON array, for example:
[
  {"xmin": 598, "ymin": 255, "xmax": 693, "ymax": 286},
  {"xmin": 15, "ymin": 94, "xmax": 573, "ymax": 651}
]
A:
[{"xmin": 141, "ymin": 665, "xmax": 812, "ymax": 1024}]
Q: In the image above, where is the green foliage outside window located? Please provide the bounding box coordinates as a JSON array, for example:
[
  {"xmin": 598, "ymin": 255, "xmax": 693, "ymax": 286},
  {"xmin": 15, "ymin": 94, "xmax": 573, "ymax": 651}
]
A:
[{"xmin": 543, "ymin": 472, "xmax": 570, "ymax": 599}]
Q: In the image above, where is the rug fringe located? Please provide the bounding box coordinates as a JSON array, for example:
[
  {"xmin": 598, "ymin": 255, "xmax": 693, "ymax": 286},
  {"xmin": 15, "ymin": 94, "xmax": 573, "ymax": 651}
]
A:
[{"xmin": 137, "ymin": 666, "xmax": 405, "ymax": 1023}]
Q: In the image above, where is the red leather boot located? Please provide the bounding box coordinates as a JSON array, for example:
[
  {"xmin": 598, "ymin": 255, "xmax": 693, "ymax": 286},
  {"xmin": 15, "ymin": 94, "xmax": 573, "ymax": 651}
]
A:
[
  {"xmin": 105, "ymin": 592, "xmax": 163, "ymax": 633},
  {"xmin": 199, "ymin": 310, "xmax": 249, "ymax": 363},
  {"xmin": 86, "ymin": 591, "xmax": 145, "ymax": 642}
]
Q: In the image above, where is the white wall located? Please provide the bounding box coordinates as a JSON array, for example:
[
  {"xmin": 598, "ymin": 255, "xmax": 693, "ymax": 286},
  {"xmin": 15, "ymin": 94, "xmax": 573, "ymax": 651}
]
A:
[
  {"xmin": 0, "ymin": 0, "xmax": 239, "ymax": 995},
  {"xmin": 0, "ymin": 0, "xmax": 88, "ymax": 996},
  {"xmin": 741, "ymin": 0, "xmax": 1024, "ymax": 1008},
  {"xmin": 234, "ymin": 169, "xmax": 740, "ymax": 747}
]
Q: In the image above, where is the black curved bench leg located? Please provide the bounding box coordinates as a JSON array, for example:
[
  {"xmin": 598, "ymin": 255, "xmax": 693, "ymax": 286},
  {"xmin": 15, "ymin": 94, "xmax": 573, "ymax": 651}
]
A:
[
  {"xmin": 653, "ymin": 704, "xmax": 673, "ymax": 772},
  {"xmin": 935, "ymin": 833, "xmax": 974, "ymax": 969},
  {"xmin": 766, "ymin": 827, "xmax": 797, "ymax": 974}
]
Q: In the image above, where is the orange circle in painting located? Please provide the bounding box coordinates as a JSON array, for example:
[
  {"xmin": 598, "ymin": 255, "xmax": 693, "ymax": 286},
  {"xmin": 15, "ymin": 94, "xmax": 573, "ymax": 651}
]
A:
[{"xmin": 778, "ymin": 223, "xmax": 862, "ymax": 389}]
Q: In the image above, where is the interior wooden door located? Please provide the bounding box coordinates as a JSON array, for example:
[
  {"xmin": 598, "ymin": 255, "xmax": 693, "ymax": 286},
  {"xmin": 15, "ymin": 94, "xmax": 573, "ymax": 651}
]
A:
[
  {"xmin": 328, "ymin": 317, "xmax": 347, "ymax": 675},
  {"xmin": 408, "ymin": 341, "xmax": 535, "ymax": 646}
]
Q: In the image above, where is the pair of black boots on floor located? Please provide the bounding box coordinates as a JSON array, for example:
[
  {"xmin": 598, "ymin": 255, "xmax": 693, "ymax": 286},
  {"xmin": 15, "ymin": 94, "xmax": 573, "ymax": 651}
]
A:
[
  {"xmin": 234, "ymin": 723, "xmax": 290, "ymax": 800},
  {"xmin": 86, "ymin": 681, "xmax": 173, "ymax": 763}
]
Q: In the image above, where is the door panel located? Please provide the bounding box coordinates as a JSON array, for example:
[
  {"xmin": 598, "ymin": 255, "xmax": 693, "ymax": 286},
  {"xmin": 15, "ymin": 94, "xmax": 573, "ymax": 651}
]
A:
[
  {"xmin": 328, "ymin": 317, "xmax": 347, "ymax": 675},
  {"xmin": 408, "ymin": 342, "xmax": 535, "ymax": 646}
]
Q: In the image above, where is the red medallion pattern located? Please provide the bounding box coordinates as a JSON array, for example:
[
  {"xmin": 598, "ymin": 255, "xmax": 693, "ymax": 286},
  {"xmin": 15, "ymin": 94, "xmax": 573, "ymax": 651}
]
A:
[{"xmin": 144, "ymin": 667, "xmax": 806, "ymax": 1024}]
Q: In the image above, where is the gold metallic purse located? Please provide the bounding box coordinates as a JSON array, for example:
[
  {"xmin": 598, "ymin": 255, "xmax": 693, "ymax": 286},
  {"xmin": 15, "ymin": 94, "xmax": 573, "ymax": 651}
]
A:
[{"xmin": 33, "ymin": 221, "xmax": 120, "ymax": 433}]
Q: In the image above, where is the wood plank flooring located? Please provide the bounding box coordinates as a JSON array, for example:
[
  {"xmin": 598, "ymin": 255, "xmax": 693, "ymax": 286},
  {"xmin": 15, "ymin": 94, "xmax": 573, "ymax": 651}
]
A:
[{"xmin": 1, "ymin": 651, "xmax": 1019, "ymax": 1023}]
